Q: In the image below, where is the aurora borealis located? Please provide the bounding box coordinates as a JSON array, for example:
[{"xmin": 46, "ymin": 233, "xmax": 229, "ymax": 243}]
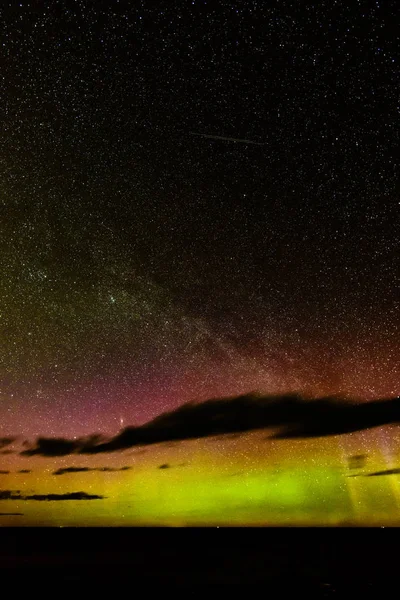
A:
[
  {"xmin": 2, "ymin": 420, "xmax": 400, "ymax": 526},
  {"xmin": 0, "ymin": 1, "xmax": 398, "ymax": 526}
]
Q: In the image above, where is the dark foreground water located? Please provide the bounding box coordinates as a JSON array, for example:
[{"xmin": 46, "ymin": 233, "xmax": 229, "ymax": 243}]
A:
[{"xmin": 0, "ymin": 527, "xmax": 398, "ymax": 591}]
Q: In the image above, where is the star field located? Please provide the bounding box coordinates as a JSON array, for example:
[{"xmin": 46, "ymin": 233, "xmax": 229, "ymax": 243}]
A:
[{"xmin": 0, "ymin": 0, "xmax": 398, "ymax": 437}]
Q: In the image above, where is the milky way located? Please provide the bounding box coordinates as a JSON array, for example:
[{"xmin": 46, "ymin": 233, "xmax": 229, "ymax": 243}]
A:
[{"xmin": 0, "ymin": 1, "xmax": 398, "ymax": 438}]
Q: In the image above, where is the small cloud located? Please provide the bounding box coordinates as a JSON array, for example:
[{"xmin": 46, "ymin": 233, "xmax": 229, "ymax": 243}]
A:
[
  {"xmin": 18, "ymin": 469, "xmax": 31, "ymax": 474},
  {"xmin": 347, "ymin": 454, "xmax": 367, "ymax": 470},
  {"xmin": 0, "ymin": 513, "xmax": 24, "ymax": 516},
  {"xmin": 0, "ymin": 470, "xmax": 10, "ymax": 475},
  {"xmin": 53, "ymin": 466, "xmax": 131, "ymax": 476},
  {"xmin": 53, "ymin": 467, "xmax": 90, "ymax": 476},
  {"xmin": 24, "ymin": 492, "xmax": 105, "ymax": 501},
  {"xmin": 0, "ymin": 437, "xmax": 16, "ymax": 450},
  {"xmin": 158, "ymin": 463, "xmax": 170, "ymax": 469},
  {"xmin": 0, "ymin": 450, "xmax": 14, "ymax": 455},
  {"xmin": 0, "ymin": 489, "xmax": 104, "ymax": 501}
]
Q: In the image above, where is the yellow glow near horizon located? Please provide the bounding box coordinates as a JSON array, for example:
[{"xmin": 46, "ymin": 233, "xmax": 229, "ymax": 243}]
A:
[{"xmin": 1, "ymin": 429, "xmax": 400, "ymax": 526}]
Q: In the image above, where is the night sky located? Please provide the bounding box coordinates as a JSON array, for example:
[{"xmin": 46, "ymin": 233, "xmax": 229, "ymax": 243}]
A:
[{"xmin": 1, "ymin": 0, "xmax": 398, "ymax": 440}]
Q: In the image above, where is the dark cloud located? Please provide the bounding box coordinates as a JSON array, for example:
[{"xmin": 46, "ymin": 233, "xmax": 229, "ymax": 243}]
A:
[
  {"xmin": 158, "ymin": 463, "xmax": 170, "ymax": 469},
  {"xmin": 347, "ymin": 455, "xmax": 367, "ymax": 470},
  {"xmin": 0, "ymin": 490, "xmax": 21, "ymax": 499},
  {"xmin": 23, "ymin": 492, "xmax": 105, "ymax": 501},
  {"xmin": 0, "ymin": 470, "xmax": 10, "ymax": 474},
  {"xmin": 272, "ymin": 397, "xmax": 400, "ymax": 439},
  {"xmin": 18, "ymin": 469, "xmax": 31, "ymax": 474},
  {"xmin": 21, "ymin": 393, "xmax": 400, "ymax": 456},
  {"xmin": 22, "ymin": 437, "xmax": 81, "ymax": 457},
  {"xmin": 97, "ymin": 466, "xmax": 131, "ymax": 472},
  {"xmin": 21, "ymin": 434, "xmax": 107, "ymax": 457},
  {"xmin": 0, "ymin": 437, "xmax": 15, "ymax": 450},
  {"xmin": 0, "ymin": 489, "xmax": 104, "ymax": 500},
  {"xmin": 0, "ymin": 450, "xmax": 14, "ymax": 455},
  {"xmin": 53, "ymin": 467, "xmax": 91, "ymax": 475},
  {"xmin": 53, "ymin": 466, "xmax": 131, "ymax": 476},
  {"xmin": 0, "ymin": 513, "xmax": 23, "ymax": 516},
  {"xmin": 366, "ymin": 468, "xmax": 400, "ymax": 477}
]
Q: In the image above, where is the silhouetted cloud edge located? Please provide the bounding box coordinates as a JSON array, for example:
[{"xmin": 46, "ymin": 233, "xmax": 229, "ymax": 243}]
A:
[{"xmin": 20, "ymin": 392, "xmax": 400, "ymax": 457}]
